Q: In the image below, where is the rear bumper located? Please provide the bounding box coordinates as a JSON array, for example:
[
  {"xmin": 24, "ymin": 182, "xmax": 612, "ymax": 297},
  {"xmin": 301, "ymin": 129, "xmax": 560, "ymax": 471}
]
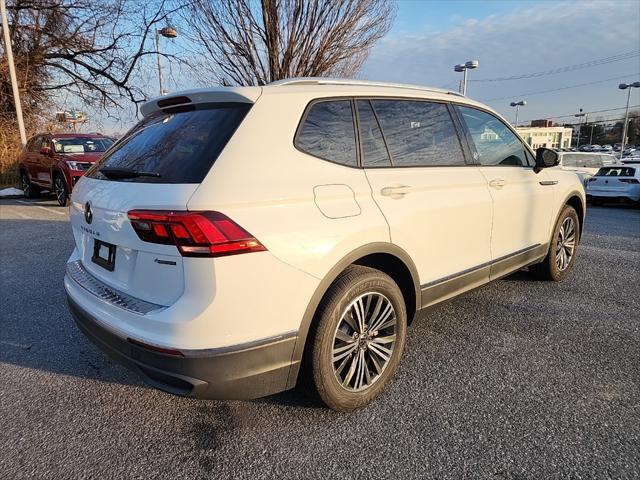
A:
[
  {"xmin": 587, "ymin": 193, "xmax": 640, "ymax": 203},
  {"xmin": 67, "ymin": 293, "xmax": 297, "ymax": 399}
]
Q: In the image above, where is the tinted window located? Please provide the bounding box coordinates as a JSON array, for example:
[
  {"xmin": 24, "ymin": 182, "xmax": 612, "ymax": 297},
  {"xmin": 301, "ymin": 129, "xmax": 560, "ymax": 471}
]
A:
[
  {"xmin": 356, "ymin": 100, "xmax": 391, "ymax": 167},
  {"xmin": 371, "ymin": 100, "xmax": 465, "ymax": 167},
  {"xmin": 52, "ymin": 137, "xmax": 113, "ymax": 153},
  {"xmin": 458, "ymin": 106, "xmax": 528, "ymax": 166},
  {"xmin": 583, "ymin": 155, "xmax": 603, "ymax": 168},
  {"xmin": 27, "ymin": 136, "xmax": 41, "ymax": 152},
  {"xmin": 87, "ymin": 103, "xmax": 250, "ymax": 183},
  {"xmin": 296, "ymin": 100, "xmax": 357, "ymax": 166},
  {"xmin": 595, "ymin": 166, "xmax": 635, "ymax": 177}
]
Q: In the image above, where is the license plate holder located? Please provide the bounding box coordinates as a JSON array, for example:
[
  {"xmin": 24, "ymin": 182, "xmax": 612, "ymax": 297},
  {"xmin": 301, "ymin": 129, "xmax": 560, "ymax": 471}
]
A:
[{"xmin": 92, "ymin": 239, "xmax": 116, "ymax": 271}]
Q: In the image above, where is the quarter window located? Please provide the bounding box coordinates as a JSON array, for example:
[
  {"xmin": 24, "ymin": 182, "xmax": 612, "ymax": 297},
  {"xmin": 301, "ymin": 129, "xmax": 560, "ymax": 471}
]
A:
[
  {"xmin": 458, "ymin": 106, "xmax": 528, "ymax": 166},
  {"xmin": 371, "ymin": 100, "xmax": 466, "ymax": 167},
  {"xmin": 356, "ymin": 100, "xmax": 391, "ymax": 167},
  {"xmin": 296, "ymin": 100, "xmax": 357, "ymax": 167}
]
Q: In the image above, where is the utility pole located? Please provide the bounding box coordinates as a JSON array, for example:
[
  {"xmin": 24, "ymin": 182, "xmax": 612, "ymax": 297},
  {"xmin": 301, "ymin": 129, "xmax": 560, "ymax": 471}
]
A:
[
  {"xmin": 1, "ymin": 0, "xmax": 27, "ymax": 146},
  {"xmin": 619, "ymin": 82, "xmax": 640, "ymax": 156},
  {"xmin": 574, "ymin": 109, "xmax": 588, "ymax": 149}
]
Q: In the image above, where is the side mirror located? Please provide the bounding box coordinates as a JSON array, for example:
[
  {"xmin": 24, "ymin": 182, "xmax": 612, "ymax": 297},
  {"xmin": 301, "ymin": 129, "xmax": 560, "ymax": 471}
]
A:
[
  {"xmin": 40, "ymin": 146, "xmax": 52, "ymax": 156},
  {"xmin": 534, "ymin": 148, "xmax": 559, "ymax": 173}
]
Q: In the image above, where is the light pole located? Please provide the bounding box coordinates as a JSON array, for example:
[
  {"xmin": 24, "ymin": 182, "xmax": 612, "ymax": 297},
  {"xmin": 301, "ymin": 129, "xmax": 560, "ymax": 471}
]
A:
[
  {"xmin": 574, "ymin": 109, "xmax": 588, "ymax": 149},
  {"xmin": 588, "ymin": 124, "xmax": 596, "ymax": 145},
  {"xmin": 156, "ymin": 26, "xmax": 178, "ymax": 96},
  {"xmin": 618, "ymin": 82, "xmax": 640, "ymax": 156},
  {"xmin": 510, "ymin": 100, "xmax": 527, "ymax": 127},
  {"xmin": 1, "ymin": 0, "xmax": 27, "ymax": 146},
  {"xmin": 454, "ymin": 60, "xmax": 479, "ymax": 96}
]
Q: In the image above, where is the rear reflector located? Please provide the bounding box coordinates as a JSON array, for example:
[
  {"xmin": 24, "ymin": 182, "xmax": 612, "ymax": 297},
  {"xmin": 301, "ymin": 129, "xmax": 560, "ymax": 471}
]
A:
[
  {"xmin": 618, "ymin": 178, "xmax": 640, "ymax": 184},
  {"xmin": 127, "ymin": 337, "xmax": 185, "ymax": 357},
  {"xmin": 127, "ymin": 210, "xmax": 267, "ymax": 258}
]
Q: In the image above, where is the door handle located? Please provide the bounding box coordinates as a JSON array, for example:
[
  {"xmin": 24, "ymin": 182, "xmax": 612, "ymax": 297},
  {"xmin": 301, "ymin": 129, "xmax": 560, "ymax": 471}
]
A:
[
  {"xmin": 381, "ymin": 185, "xmax": 412, "ymax": 197},
  {"xmin": 488, "ymin": 179, "xmax": 506, "ymax": 189}
]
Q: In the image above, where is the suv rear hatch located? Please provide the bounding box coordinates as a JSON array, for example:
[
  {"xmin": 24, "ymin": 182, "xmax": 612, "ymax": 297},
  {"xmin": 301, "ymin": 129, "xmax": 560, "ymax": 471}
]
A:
[
  {"xmin": 70, "ymin": 93, "xmax": 257, "ymax": 306},
  {"xmin": 588, "ymin": 166, "xmax": 638, "ymax": 192}
]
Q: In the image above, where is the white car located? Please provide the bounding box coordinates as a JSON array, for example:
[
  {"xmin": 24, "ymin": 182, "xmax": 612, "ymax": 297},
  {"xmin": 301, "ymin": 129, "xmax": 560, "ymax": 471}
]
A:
[
  {"xmin": 587, "ymin": 164, "xmax": 640, "ymax": 204},
  {"xmin": 555, "ymin": 151, "xmax": 617, "ymax": 185},
  {"xmin": 64, "ymin": 78, "xmax": 586, "ymax": 411}
]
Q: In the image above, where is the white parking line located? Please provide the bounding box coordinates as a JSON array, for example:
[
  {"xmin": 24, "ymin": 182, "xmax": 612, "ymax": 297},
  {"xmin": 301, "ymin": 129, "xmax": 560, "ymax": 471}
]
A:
[{"xmin": 15, "ymin": 200, "xmax": 67, "ymax": 216}]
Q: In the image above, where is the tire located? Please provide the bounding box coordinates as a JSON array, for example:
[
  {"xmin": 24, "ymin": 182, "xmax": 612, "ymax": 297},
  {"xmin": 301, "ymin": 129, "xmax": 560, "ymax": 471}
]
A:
[
  {"xmin": 303, "ymin": 265, "xmax": 407, "ymax": 412},
  {"xmin": 20, "ymin": 170, "xmax": 40, "ymax": 199},
  {"xmin": 529, "ymin": 205, "xmax": 580, "ymax": 281},
  {"xmin": 53, "ymin": 174, "xmax": 69, "ymax": 206}
]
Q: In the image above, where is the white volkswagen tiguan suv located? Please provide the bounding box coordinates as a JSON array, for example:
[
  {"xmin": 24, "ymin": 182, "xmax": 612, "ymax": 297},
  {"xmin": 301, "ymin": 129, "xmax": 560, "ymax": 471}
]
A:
[{"xmin": 64, "ymin": 78, "xmax": 585, "ymax": 411}]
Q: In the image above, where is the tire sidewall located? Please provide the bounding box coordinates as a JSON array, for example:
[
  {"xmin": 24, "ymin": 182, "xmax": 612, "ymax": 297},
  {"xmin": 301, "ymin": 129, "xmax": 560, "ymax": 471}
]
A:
[
  {"xmin": 312, "ymin": 271, "xmax": 407, "ymax": 411},
  {"xmin": 548, "ymin": 206, "xmax": 580, "ymax": 281}
]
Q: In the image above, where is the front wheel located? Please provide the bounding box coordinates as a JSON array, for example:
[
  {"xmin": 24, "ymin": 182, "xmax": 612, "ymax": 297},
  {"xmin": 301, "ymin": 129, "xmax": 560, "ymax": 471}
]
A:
[
  {"xmin": 304, "ymin": 265, "xmax": 407, "ymax": 412},
  {"xmin": 530, "ymin": 205, "xmax": 580, "ymax": 281},
  {"xmin": 53, "ymin": 174, "xmax": 69, "ymax": 206}
]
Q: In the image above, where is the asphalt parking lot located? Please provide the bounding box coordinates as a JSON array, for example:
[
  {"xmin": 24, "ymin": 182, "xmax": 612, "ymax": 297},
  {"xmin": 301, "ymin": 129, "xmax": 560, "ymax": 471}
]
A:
[{"xmin": 1, "ymin": 198, "xmax": 639, "ymax": 479}]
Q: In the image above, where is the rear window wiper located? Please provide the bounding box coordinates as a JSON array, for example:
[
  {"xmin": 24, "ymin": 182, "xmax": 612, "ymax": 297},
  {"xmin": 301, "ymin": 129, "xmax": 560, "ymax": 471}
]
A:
[{"xmin": 99, "ymin": 167, "xmax": 161, "ymax": 179}]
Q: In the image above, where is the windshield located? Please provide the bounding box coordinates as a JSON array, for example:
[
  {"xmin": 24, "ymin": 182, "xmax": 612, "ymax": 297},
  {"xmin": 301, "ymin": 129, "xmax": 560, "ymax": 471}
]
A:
[
  {"xmin": 53, "ymin": 137, "xmax": 113, "ymax": 154},
  {"xmin": 87, "ymin": 103, "xmax": 251, "ymax": 183}
]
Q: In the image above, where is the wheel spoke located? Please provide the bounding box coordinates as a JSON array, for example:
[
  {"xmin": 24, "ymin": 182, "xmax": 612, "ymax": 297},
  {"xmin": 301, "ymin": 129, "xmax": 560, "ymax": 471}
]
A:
[
  {"xmin": 369, "ymin": 302, "xmax": 394, "ymax": 333},
  {"xmin": 333, "ymin": 342, "xmax": 358, "ymax": 363},
  {"xmin": 334, "ymin": 329, "xmax": 355, "ymax": 344},
  {"xmin": 342, "ymin": 311, "xmax": 358, "ymax": 333},
  {"xmin": 368, "ymin": 341, "xmax": 392, "ymax": 362},
  {"xmin": 371, "ymin": 334, "xmax": 396, "ymax": 345}
]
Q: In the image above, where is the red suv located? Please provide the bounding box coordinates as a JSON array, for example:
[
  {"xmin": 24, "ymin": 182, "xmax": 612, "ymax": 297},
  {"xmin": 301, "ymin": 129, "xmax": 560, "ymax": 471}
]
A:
[{"xmin": 18, "ymin": 133, "xmax": 114, "ymax": 206}]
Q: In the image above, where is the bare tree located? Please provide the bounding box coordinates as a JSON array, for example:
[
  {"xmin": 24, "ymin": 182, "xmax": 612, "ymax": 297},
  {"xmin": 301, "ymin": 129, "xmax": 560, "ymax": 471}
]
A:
[
  {"xmin": 0, "ymin": 0, "xmax": 184, "ymax": 121},
  {"xmin": 183, "ymin": 0, "xmax": 396, "ymax": 86}
]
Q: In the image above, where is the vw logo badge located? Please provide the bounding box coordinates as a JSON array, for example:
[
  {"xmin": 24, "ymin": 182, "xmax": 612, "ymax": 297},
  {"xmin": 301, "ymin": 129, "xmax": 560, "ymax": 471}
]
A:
[{"xmin": 84, "ymin": 202, "xmax": 93, "ymax": 224}]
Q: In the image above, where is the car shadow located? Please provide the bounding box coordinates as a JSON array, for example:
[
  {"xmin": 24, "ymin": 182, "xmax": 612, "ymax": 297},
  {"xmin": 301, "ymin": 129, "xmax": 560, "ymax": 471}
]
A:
[{"xmin": 0, "ymin": 217, "xmax": 141, "ymax": 388}]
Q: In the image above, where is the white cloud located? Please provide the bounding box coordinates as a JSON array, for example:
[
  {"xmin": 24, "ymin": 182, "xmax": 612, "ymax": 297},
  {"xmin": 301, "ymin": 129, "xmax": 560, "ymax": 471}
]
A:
[{"xmin": 360, "ymin": 0, "xmax": 640, "ymax": 122}]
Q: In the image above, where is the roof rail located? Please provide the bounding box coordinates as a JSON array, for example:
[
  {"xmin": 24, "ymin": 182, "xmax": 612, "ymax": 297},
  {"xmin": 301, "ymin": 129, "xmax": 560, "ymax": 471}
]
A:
[{"xmin": 269, "ymin": 77, "xmax": 464, "ymax": 97}]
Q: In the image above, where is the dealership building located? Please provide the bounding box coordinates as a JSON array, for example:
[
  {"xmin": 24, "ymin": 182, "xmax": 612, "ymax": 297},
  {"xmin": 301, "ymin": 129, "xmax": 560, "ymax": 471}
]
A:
[{"xmin": 515, "ymin": 124, "xmax": 573, "ymax": 150}]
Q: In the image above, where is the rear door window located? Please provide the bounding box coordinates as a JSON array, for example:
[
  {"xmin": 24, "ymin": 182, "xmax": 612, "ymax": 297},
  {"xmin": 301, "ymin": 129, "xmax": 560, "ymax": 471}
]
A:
[
  {"xmin": 370, "ymin": 100, "xmax": 466, "ymax": 167},
  {"xmin": 457, "ymin": 106, "xmax": 529, "ymax": 166},
  {"xmin": 296, "ymin": 100, "xmax": 357, "ymax": 167},
  {"xmin": 87, "ymin": 103, "xmax": 251, "ymax": 183}
]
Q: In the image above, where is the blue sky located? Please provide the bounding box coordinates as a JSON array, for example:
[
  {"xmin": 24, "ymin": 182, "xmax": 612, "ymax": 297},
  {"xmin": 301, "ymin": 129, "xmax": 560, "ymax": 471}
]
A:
[{"xmin": 96, "ymin": 0, "xmax": 640, "ymax": 134}]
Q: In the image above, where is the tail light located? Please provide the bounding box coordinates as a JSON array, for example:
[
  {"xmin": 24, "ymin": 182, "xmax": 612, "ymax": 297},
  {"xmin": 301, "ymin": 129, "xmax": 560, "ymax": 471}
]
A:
[
  {"xmin": 618, "ymin": 178, "xmax": 639, "ymax": 184},
  {"xmin": 127, "ymin": 210, "xmax": 266, "ymax": 257}
]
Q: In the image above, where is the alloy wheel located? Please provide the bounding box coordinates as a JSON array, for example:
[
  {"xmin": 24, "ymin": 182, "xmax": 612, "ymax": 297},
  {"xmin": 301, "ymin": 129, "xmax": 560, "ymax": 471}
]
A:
[
  {"xmin": 54, "ymin": 177, "xmax": 66, "ymax": 204},
  {"xmin": 21, "ymin": 174, "xmax": 30, "ymax": 196},
  {"xmin": 555, "ymin": 216, "xmax": 576, "ymax": 271},
  {"xmin": 332, "ymin": 292, "xmax": 397, "ymax": 392}
]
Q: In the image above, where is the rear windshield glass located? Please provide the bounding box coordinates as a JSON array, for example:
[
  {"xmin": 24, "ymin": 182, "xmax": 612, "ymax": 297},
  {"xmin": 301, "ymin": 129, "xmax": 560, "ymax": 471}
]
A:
[
  {"xmin": 53, "ymin": 137, "xmax": 113, "ymax": 153},
  {"xmin": 87, "ymin": 103, "xmax": 251, "ymax": 183},
  {"xmin": 595, "ymin": 166, "xmax": 635, "ymax": 177}
]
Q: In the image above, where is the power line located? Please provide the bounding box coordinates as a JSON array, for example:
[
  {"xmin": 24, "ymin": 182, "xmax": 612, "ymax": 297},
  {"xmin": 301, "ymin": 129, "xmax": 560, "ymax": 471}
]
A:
[
  {"xmin": 470, "ymin": 50, "xmax": 640, "ymax": 82},
  {"xmin": 518, "ymin": 105, "xmax": 640, "ymax": 124},
  {"xmin": 480, "ymin": 74, "xmax": 640, "ymax": 102}
]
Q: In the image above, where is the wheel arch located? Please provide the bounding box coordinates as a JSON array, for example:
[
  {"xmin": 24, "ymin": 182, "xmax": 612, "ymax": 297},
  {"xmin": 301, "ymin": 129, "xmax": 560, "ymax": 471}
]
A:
[
  {"xmin": 286, "ymin": 243, "xmax": 421, "ymax": 389},
  {"xmin": 562, "ymin": 191, "xmax": 585, "ymax": 238}
]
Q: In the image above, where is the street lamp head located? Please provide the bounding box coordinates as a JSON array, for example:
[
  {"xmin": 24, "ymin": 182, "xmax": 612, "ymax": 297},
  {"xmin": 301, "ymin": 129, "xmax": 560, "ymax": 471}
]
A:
[
  {"xmin": 510, "ymin": 100, "xmax": 526, "ymax": 107},
  {"xmin": 454, "ymin": 64, "xmax": 466, "ymax": 72},
  {"xmin": 510, "ymin": 102, "xmax": 517, "ymax": 107},
  {"xmin": 632, "ymin": 81, "xmax": 640, "ymax": 88},
  {"xmin": 619, "ymin": 83, "xmax": 629, "ymax": 90},
  {"xmin": 158, "ymin": 27, "xmax": 178, "ymax": 38},
  {"xmin": 465, "ymin": 60, "xmax": 479, "ymax": 69}
]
